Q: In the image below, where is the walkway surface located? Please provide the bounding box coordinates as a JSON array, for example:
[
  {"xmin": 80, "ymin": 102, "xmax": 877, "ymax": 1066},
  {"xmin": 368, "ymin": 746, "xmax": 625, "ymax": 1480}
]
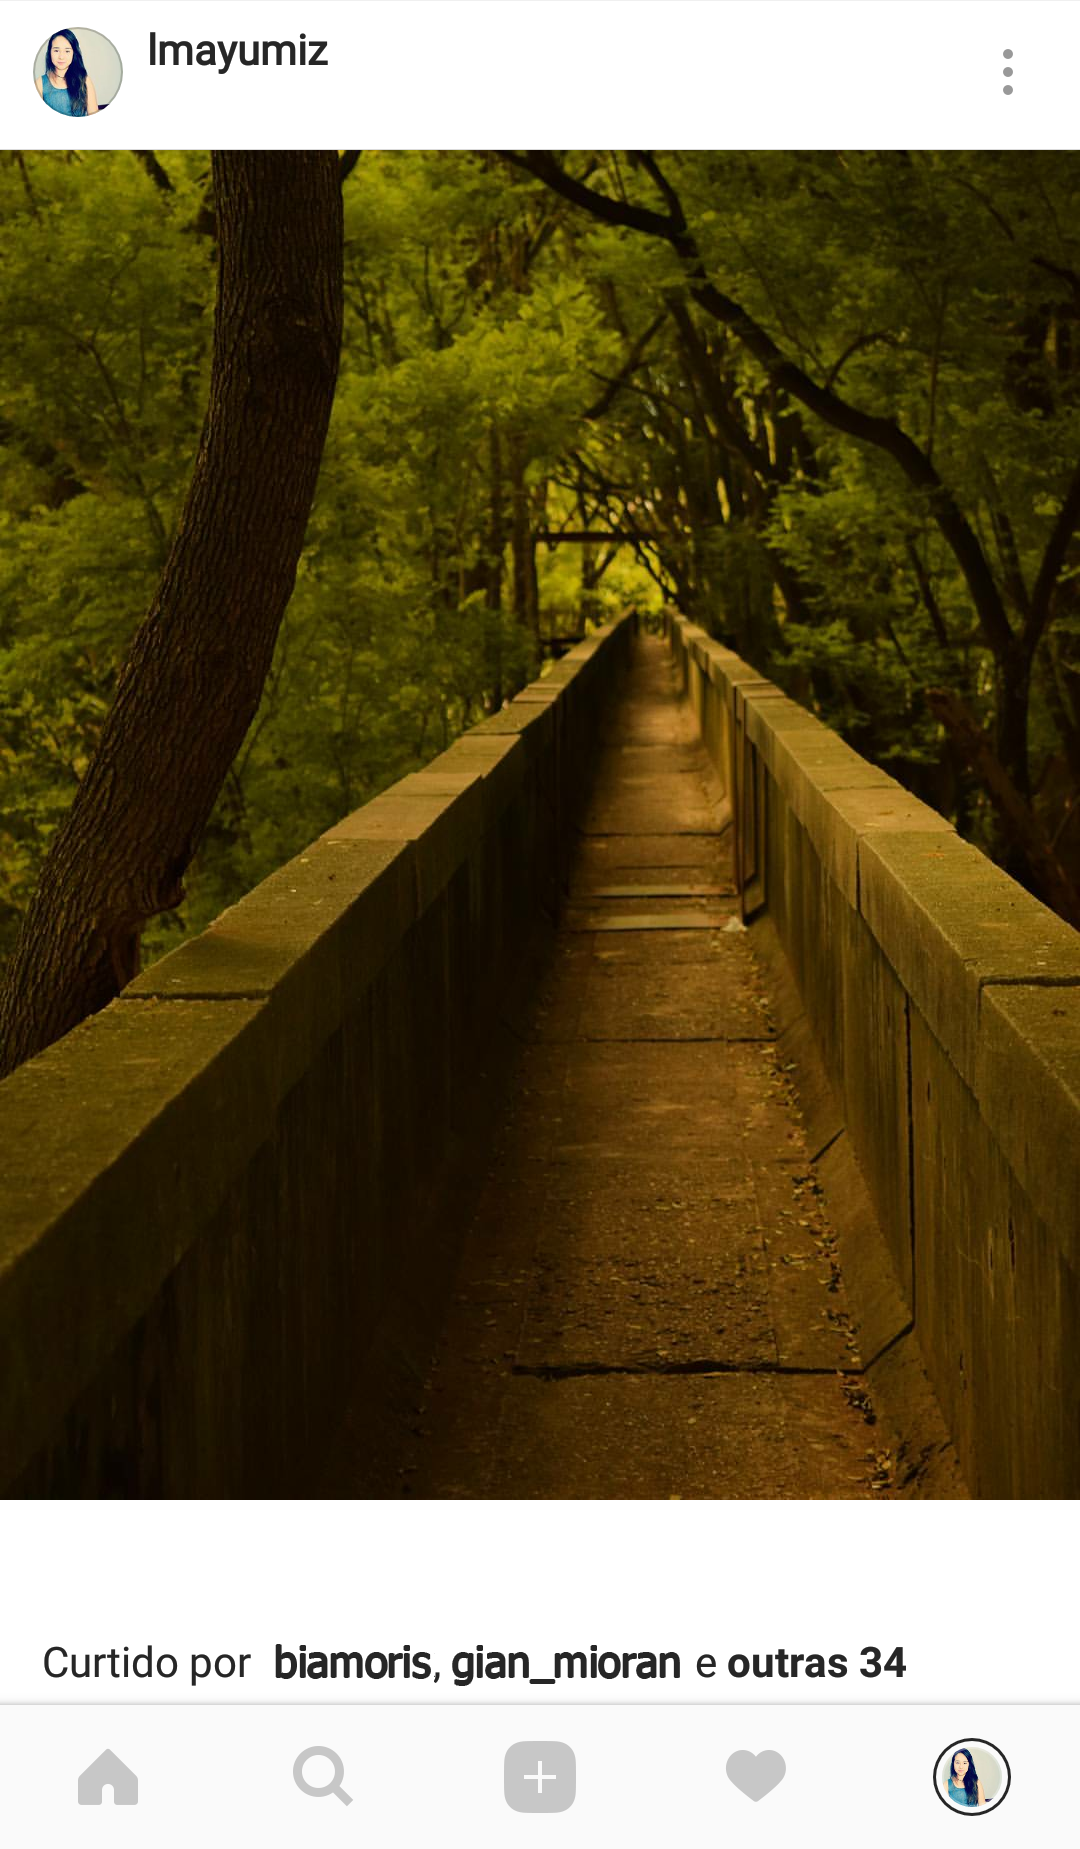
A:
[{"xmin": 397, "ymin": 632, "xmax": 890, "ymax": 1498}]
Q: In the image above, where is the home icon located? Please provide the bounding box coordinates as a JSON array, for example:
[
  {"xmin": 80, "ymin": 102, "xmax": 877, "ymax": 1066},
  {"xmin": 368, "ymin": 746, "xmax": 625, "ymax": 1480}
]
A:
[{"xmin": 77, "ymin": 1749, "xmax": 139, "ymax": 1805}]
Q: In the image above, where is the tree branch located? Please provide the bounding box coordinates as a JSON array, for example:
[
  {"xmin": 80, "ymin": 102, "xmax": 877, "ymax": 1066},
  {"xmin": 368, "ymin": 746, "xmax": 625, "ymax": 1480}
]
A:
[
  {"xmin": 1028, "ymin": 454, "xmax": 1080, "ymax": 656},
  {"xmin": 584, "ymin": 313, "xmax": 666, "ymax": 420},
  {"xmin": 132, "ymin": 151, "xmax": 173, "ymax": 194},
  {"xmin": 926, "ymin": 685, "xmax": 1080, "ymax": 924},
  {"xmin": 508, "ymin": 151, "xmax": 1017, "ymax": 667}
]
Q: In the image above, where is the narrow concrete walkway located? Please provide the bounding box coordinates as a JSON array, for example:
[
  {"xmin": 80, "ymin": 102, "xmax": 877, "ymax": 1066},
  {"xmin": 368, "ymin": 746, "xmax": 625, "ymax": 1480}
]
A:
[{"xmin": 398, "ymin": 632, "xmax": 889, "ymax": 1498}]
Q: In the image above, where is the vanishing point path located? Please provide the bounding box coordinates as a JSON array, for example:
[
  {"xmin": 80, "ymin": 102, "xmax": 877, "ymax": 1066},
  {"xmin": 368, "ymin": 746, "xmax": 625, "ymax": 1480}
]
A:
[{"xmin": 397, "ymin": 632, "xmax": 889, "ymax": 1498}]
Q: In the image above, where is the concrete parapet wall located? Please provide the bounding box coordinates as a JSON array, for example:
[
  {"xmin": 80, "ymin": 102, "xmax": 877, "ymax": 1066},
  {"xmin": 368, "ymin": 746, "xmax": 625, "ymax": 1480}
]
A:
[
  {"xmin": 0, "ymin": 616, "xmax": 633, "ymax": 1496},
  {"xmin": 666, "ymin": 610, "xmax": 1080, "ymax": 1496}
]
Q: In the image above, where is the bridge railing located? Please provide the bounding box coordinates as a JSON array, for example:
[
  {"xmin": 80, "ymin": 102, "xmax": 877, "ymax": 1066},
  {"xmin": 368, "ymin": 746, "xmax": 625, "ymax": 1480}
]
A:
[
  {"xmin": 667, "ymin": 609, "xmax": 1080, "ymax": 1497},
  {"xmin": 0, "ymin": 614, "xmax": 634, "ymax": 1496}
]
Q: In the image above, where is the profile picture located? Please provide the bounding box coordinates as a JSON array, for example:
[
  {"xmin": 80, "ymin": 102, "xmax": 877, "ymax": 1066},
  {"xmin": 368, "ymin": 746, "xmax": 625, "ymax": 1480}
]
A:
[
  {"xmin": 933, "ymin": 1739, "xmax": 1011, "ymax": 1814},
  {"xmin": 34, "ymin": 26, "xmax": 122, "ymax": 116}
]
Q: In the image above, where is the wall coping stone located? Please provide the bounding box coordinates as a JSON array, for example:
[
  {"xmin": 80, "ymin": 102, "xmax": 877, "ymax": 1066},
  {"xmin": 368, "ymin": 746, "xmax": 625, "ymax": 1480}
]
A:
[
  {"xmin": 128, "ymin": 837, "xmax": 415, "ymax": 1050},
  {"xmin": 537, "ymin": 659, "xmax": 583, "ymax": 685},
  {"xmin": 471, "ymin": 701, "xmax": 556, "ymax": 756},
  {"xmin": 974, "ymin": 983, "xmax": 1080, "ymax": 1247},
  {"xmin": 859, "ymin": 829, "xmax": 1080, "ymax": 1086},
  {"xmin": 714, "ymin": 656, "xmax": 769, "ymax": 689},
  {"xmin": 743, "ymin": 693, "xmax": 838, "ymax": 759},
  {"xmin": 424, "ymin": 734, "xmax": 527, "ymax": 821},
  {"xmin": 762, "ymin": 729, "xmax": 902, "ymax": 856},
  {"xmin": 508, "ymin": 684, "xmax": 562, "ymax": 705},
  {"xmin": 806, "ymin": 784, "xmax": 954, "ymax": 908},
  {"xmin": 322, "ymin": 782, "xmax": 486, "ymax": 913}
]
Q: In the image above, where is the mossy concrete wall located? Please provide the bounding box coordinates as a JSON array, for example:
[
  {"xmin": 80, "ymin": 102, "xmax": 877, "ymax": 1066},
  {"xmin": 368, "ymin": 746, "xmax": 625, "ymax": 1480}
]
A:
[
  {"xmin": 667, "ymin": 611, "xmax": 1080, "ymax": 1497},
  {"xmin": 0, "ymin": 617, "xmax": 633, "ymax": 1496}
]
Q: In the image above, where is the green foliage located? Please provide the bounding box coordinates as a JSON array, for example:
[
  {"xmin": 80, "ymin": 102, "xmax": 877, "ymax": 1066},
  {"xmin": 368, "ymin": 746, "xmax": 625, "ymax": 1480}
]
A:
[
  {"xmin": 529, "ymin": 152, "xmax": 1080, "ymax": 882},
  {"xmin": 5, "ymin": 148, "xmax": 1079, "ymax": 964},
  {"xmin": 0, "ymin": 151, "xmax": 210, "ymax": 950},
  {"xmin": 0, "ymin": 150, "xmax": 656, "ymax": 966}
]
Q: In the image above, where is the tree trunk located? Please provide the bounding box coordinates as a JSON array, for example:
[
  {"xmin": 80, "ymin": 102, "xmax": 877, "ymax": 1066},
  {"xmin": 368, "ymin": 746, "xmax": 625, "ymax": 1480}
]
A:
[
  {"xmin": 996, "ymin": 647, "xmax": 1033, "ymax": 801},
  {"xmin": 484, "ymin": 420, "xmax": 507, "ymax": 708},
  {"xmin": 0, "ymin": 152, "xmax": 344, "ymax": 1077},
  {"xmin": 926, "ymin": 684, "xmax": 1080, "ymax": 925},
  {"xmin": 508, "ymin": 434, "xmax": 539, "ymax": 644}
]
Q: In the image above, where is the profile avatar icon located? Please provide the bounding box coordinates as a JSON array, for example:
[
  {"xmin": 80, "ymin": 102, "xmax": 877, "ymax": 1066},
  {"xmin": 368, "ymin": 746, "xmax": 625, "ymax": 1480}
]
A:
[
  {"xmin": 933, "ymin": 1739, "xmax": 1011, "ymax": 1815},
  {"xmin": 35, "ymin": 26, "xmax": 123, "ymax": 115}
]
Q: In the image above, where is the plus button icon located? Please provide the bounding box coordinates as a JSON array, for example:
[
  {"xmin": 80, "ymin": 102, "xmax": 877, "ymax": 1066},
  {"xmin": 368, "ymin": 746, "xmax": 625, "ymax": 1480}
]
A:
[
  {"xmin": 524, "ymin": 1760, "xmax": 557, "ymax": 1794},
  {"xmin": 504, "ymin": 1741, "xmax": 577, "ymax": 1813}
]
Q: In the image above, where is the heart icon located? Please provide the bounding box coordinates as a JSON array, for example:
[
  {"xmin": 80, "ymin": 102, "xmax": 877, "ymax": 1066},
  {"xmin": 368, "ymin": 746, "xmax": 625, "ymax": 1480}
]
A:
[{"xmin": 725, "ymin": 1749, "xmax": 787, "ymax": 1801}]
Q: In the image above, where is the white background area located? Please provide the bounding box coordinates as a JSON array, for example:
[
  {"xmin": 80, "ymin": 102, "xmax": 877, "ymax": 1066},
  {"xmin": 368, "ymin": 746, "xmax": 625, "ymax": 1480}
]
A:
[
  {"xmin": 0, "ymin": 0, "xmax": 1072, "ymax": 150},
  {"xmin": 4, "ymin": 1501, "xmax": 1077, "ymax": 1705}
]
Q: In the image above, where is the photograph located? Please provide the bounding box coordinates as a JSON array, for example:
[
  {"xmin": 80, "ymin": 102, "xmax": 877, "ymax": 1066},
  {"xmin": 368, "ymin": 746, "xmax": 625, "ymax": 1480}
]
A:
[
  {"xmin": 934, "ymin": 1739, "xmax": 1011, "ymax": 1813},
  {"xmin": 33, "ymin": 26, "xmax": 122, "ymax": 115},
  {"xmin": 0, "ymin": 148, "xmax": 1076, "ymax": 1501}
]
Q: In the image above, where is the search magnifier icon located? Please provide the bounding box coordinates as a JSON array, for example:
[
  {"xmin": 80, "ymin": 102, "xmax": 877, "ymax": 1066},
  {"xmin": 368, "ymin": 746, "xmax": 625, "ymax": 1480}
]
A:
[{"xmin": 293, "ymin": 1746, "xmax": 353, "ymax": 1805}]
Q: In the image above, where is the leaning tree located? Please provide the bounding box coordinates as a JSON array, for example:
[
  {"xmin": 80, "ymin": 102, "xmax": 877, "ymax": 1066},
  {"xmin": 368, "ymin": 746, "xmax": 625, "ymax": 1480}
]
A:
[{"xmin": 0, "ymin": 151, "xmax": 345, "ymax": 1076}]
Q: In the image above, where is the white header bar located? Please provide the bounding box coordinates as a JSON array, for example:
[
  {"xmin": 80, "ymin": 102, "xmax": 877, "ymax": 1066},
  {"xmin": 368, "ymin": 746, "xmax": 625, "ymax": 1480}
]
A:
[{"xmin": 4, "ymin": 1, "xmax": 1073, "ymax": 152}]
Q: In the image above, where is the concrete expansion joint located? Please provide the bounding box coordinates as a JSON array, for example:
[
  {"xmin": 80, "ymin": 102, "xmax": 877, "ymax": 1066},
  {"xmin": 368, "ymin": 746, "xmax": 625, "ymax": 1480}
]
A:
[
  {"xmin": 120, "ymin": 991, "xmax": 269, "ymax": 1003},
  {"xmin": 514, "ymin": 1359, "xmax": 868, "ymax": 1382},
  {"xmin": 574, "ymin": 827, "xmax": 728, "ymax": 840},
  {"xmin": 495, "ymin": 1012, "xmax": 532, "ymax": 1047},
  {"xmin": 810, "ymin": 1125, "xmax": 845, "ymax": 1165},
  {"xmin": 565, "ymin": 916, "xmax": 738, "ymax": 933},
  {"xmin": 503, "ymin": 1032, "xmax": 775, "ymax": 1047},
  {"xmin": 856, "ymin": 1321, "xmax": 916, "ymax": 1372},
  {"xmin": 512, "ymin": 1320, "xmax": 915, "ymax": 1385},
  {"xmin": 978, "ymin": 972, "xmax": 1080, "ymax": 992},
  {"xmin": 578, "ymin": 1033, "xmax": 775, "ymax": 1046}
]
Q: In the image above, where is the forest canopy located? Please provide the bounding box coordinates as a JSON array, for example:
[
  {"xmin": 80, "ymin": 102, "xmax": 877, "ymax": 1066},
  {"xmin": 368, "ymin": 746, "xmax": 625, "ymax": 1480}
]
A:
[{"xmin": 3, "ymin": 147, "xmax": 1080, "ymax": 977}]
